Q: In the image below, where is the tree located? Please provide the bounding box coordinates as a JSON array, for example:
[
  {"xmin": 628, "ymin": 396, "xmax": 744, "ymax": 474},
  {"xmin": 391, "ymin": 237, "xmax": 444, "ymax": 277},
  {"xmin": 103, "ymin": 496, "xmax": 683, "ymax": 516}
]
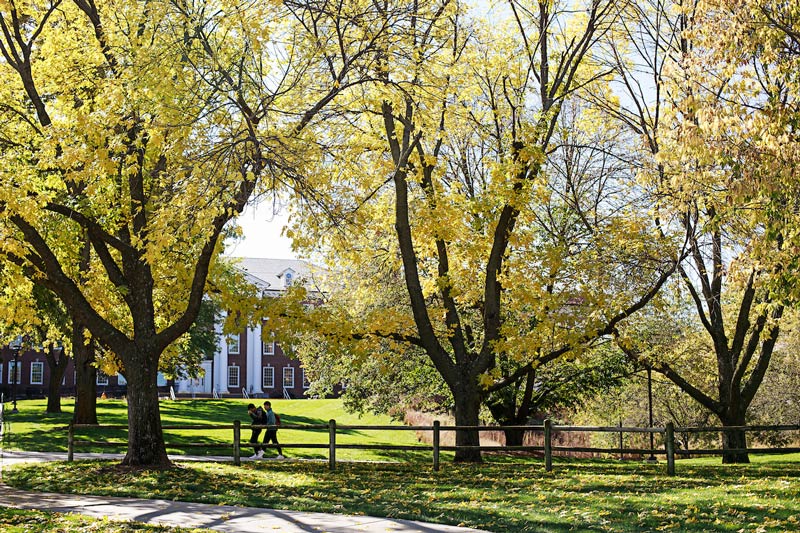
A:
[
  {"xmin": 592, "ymin": 0, "xmax": 800, "ymax": 463},
  {"xmin": 0, "ymin": 0, "xmax": 379, "ymax": 467},
  {"xmin": 275, "ymin": 0, "xmax": 681, "ymax": 462},
  {"xmin": 652, "ymin": 0, "xmax": 799, "ymax": 463}
]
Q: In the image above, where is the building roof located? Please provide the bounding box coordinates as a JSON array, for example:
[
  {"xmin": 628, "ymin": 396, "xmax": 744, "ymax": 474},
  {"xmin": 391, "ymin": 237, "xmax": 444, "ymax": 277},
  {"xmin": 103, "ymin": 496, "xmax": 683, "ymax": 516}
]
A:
[{"xmin": 229, "ymin": 257, "xmax": 325, "ymax": 293}]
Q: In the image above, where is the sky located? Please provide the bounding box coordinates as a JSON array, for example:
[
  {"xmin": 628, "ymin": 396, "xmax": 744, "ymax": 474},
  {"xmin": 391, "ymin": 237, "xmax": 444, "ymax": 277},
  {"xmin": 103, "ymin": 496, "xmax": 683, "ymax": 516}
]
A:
[{"xmin": 224, "ymin": 201, "xmax": 297, "ymax": 260}]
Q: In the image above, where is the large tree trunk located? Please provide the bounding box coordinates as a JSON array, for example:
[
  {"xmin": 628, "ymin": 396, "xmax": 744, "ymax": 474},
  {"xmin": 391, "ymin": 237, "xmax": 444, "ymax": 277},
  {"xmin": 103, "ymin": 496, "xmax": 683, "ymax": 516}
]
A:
[
  {"xmin": 72, "ymin": 321, "xmax": 98, "ymax": 425},
  {"xmin": 121, "ymin": 349, "xmax": 171, "ymax": 468},
  {"xmin": 45, "ymin": 345, "xmax": 68, "ymax": 414},
  {"xmin": 719, "ymin": 412, "xmax": 750, "ymax": 464},
  {"xmin": 452, "ymin": 380, "xmax": 482, "ymax": 463}
]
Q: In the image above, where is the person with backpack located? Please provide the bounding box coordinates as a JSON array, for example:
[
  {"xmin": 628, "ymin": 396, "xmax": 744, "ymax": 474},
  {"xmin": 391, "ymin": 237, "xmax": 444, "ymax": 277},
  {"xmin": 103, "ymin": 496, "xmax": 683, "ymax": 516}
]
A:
[
  {"xmin": 261, "ymin": 400, "xmax": 284, "ymax": 459},
  {"xmin": 247, "ymin": 403, "xmax": 265, "ymax": 459}
]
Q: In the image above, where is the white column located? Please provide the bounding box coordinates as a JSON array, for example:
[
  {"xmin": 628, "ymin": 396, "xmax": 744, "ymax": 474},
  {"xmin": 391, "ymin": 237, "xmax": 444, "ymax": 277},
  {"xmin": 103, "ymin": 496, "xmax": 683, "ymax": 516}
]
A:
[
  {"xmin": 247, "ymin": 323, "xmax": 264, "ymax": 395},
  {"xmin": 214, "ymin": 312, "xmax": 229, "ymax": 394},
  {"xmin": 200, "ymin": 360, "xmax": 213, "ymax": 393}
]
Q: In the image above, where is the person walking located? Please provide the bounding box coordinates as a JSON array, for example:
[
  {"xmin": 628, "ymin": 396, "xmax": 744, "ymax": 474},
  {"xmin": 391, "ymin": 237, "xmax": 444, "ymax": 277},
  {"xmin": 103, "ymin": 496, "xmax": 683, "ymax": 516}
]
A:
[
  {"xmin": 247, "ymin": 403, "xmax": 265, "ymax": 459},
  {"xmin": 261, "ymin": 401, "xmax": 284, "ymax": 459}
]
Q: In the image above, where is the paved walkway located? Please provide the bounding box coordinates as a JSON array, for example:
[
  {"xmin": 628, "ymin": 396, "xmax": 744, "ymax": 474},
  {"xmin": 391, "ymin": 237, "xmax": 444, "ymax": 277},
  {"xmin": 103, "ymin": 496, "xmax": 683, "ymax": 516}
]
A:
[{"xmin": 0, "ymin": 451, "xmax": 491, "ymax": 533}]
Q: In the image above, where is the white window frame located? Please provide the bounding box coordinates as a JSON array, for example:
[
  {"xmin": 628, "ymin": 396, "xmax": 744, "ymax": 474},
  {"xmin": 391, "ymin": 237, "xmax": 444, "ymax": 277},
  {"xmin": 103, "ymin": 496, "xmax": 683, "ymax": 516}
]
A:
[
  {"xmin": 30, "ymin": 361, "xmax": 44, "ymax": 385},
  {"xmin": 302, "ymin": 368, "xmax": 310, "ymax": 389},
  {"xmin": 262, "ymin": 341, "xmax": 274, "ymax": 356},
  {"xmin": 262, "ymin": 366, "xmax": 274, "ymax": 389},
  {"xmin": 96, "ymin": 371, "xmax": 109, "ymax": 386},
  {"xmin": 0, "ymin": 363, "xmax": 3, "ymax": 384},
  {"xmin": 9, "ymin": 361, "xmax": 21, "ymax": 384},
  {"xmin": 227, "ymin": 365, "xmax": 240, "ymax": 388},
  {"xmin": 282, "ymin": 366, "xmax": 295, "ymax": 389},
  {"xmin": 227, "ymin": 335, "xmax": 240, "ymax": 355}
]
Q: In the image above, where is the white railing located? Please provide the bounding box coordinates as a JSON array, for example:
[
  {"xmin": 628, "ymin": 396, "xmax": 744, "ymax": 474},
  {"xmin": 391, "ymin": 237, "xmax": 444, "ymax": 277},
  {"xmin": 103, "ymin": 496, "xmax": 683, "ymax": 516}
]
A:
[
  {"xmin": 242, "ymin": 388, "xmax": 250, "ymax": 399},
  {"xmin": 169, "ymin": 386, "xmax": 177, "ymax": 401},
  {"xmin": 282, "ymin": 388, "xmax": 291, "ymax": 400}
]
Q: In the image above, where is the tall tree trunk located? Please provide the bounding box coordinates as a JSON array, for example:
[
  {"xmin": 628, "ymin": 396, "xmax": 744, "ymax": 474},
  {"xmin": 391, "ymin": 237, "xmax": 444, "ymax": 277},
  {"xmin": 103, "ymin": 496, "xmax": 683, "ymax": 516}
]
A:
[
  {"xmin": 45, "ymin": 345, "xmax": 68, "ymax": 413},
  {"xmin": 121, "ymin": 348, "xmax": 171, "ymax": 468},
  {"xmin": 719, "ymin": 412, "xmax": 749, "ymax": 464},
  {"xmin": 72, "ymin": 322, "xmax": 98, "ymax": 425},
  {"xmin": 452, "ymin": 379, "xmax": 482, "ymax": 463}
]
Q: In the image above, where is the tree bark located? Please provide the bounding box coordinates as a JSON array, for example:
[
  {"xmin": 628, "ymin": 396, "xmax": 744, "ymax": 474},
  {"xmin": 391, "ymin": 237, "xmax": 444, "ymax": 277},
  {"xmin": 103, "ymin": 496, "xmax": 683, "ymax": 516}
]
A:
[
  {"xmin": 72, "ymin": 321, "xmax": 98, "ymax": 425},
  {"xmin": 45, "ymin": 345, "xmax": 68, "ymax": 414},
  {"xmin": 452, "ymin": 379, "xmax": 483, "ymax": 463},
  {"xmin": 120, "ymin": 347, "xmax": 171, "ymax": 468},
  {"xmin": 719, "ymin": 412, "xmax": 750, "ymax": 464}
]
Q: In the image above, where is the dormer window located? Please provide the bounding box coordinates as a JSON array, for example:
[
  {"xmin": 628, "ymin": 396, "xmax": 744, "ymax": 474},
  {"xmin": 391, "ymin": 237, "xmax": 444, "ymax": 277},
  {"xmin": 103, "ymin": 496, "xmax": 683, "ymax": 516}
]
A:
[{"xmin": 284, "ymin": 272, "xmax": 293, "ymax": 287}]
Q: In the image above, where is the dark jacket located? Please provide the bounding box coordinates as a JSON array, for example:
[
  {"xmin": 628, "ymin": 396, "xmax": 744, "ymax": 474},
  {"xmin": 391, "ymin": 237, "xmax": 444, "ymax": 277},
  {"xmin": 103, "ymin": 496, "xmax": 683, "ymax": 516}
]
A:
[{"xmin": 249, "ymin": 407, "xmax": 265, "ymax": 425}]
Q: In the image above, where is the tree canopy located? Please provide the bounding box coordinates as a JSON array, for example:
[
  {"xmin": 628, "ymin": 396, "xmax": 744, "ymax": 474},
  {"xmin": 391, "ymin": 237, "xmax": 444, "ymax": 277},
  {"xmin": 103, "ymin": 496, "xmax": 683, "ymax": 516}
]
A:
[{"xmin": 0, "ymin": 0, "xmax": 383, "ymax": 466}]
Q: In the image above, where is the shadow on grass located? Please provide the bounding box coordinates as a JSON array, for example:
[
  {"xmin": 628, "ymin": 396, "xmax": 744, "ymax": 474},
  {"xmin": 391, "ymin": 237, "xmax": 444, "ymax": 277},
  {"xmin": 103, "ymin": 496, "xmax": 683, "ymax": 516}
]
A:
[{"xmin": 6, "ymin": 457, "xmax": 800, "ymax": 533}]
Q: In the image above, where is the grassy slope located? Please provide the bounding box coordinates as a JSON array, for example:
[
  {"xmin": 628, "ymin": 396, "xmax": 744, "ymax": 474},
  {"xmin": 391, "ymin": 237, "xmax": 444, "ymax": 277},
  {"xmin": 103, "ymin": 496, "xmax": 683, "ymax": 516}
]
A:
[{"xmin": 1, "ymin": 398, "xmax": 425, "ymax": 460}]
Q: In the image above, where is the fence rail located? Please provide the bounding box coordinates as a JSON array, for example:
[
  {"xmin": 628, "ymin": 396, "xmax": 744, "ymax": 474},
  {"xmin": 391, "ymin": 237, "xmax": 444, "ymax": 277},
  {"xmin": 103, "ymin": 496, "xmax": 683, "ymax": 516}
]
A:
[{"xmin": 65, "ymin": 420, "xmax": 800, "ymax": 476}]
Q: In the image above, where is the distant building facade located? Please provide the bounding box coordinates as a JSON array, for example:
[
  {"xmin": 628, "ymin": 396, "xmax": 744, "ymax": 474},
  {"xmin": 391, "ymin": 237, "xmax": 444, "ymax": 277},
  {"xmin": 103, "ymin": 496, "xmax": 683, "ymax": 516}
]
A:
[
  {"xmin": 175, "ymin": 257, "xmax": 323, "ymax": 399},
  {"xmin": 0, "ymin": 346, "xmax": 135, "ymax": 400}
]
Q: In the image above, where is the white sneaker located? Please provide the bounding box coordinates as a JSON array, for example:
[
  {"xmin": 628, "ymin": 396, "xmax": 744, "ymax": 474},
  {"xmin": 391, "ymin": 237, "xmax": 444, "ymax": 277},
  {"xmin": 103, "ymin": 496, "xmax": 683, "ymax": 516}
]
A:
[
  {"xmin": 256, "ymin": 450, "xmax": 264, "ymax": 458},
  {"xmin": 249, "ymin": 453, "xmax": 259, "ymax": 459},
  {"xmin": 276, "ymin": 454, "xmax": 285, "ymax": 460}
]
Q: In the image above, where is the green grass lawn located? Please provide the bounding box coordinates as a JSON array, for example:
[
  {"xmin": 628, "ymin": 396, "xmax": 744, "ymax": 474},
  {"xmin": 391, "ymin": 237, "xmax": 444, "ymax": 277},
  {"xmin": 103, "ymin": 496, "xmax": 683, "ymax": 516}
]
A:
[
  {"xmin": 1, "ymin": 398, "xmax": 428, "ymax": 461},
  {"xmin": 0, "ymin": 507, "xmax": 213, "ymax": 532},
  {"xmin": 3, "ymin": 456, "xmax": 800, "ymax": 532},
  {"xmin": 3, "ymin": 398, "xmax": 800, "ymax": 532}
]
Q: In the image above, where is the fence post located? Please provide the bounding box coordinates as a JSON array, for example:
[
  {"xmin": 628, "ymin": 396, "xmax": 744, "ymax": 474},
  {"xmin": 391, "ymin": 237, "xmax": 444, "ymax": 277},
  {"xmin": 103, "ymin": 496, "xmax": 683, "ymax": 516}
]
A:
[
  {"xmin": 329, "ymin": 419, "xmax": 337, "ymax": 471},
  {"xmin": 433, "ymin": 420, "xmax": 440, "ymax": 472},
  {"xmin": 233, "ymin": 420, "xmax": 241, "ymax": 466},
  {"xmin": 544, "ymin": 419, "xmax": 553, "ymax": 472},
  {"xmin": 67, "ymin": 422, "xmax": 74, "ymax": 462},
  {"xmin": 665, "ymin": 422, "xmax": 675, "ymax": 476}
]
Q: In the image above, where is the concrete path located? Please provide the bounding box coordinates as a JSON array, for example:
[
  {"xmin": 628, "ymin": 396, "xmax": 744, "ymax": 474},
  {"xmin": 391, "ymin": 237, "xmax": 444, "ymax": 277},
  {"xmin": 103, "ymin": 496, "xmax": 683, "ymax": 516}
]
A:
[{"xmin": 0, "ymin": 451, "xmax": 492, "ymax": 533}]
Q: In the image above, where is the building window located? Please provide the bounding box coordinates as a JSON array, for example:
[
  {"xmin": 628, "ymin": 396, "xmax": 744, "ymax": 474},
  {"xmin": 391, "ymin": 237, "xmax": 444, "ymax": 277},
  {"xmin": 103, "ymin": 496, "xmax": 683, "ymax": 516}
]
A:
[
  {"xmin": 227, "ymin": 335, "xmax": 240, "ymax": 355},
  {"xmin": 228, "ymin": 366, "xmax": 240, "ymax": 388},
  {"xmin": 284, "ymin": 272, "xmax": 293, "ymax": 287},
  {"xmin": 96, "ymin": 371, "xmax": 109, "ymax": 386},
  {"xmin": 0, "ymin": 363, "xmax": 3, "ymax": 384},
  {"xmin": 262, "ymin": 341, "xmax": 274, "ymax": 355},
  {"xmin": 30, "ymin": 362, "xmax": 44, "ymax": 385},
  {"xmin": 9, "ymin": 361, "xmax": 21, "ymax": 384},
  {"xmin": 262, "ymin": 366, "xmax": 274, "ymax": 389},
  {"xmin": 302, "ymin": 368, "xmax": 310, "ymax": 389},
  {"xmin": 282, "ymin": 366, "xmax": 295, "ymax": 389}
]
